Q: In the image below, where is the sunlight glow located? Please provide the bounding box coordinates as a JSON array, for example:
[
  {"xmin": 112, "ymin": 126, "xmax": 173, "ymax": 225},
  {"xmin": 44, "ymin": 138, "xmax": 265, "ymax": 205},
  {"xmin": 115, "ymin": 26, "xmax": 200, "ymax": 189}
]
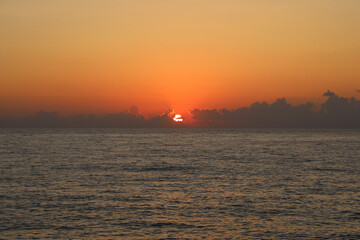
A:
[{"xmin": 173, "ymin": 114, "xmax": 183, "ymax": 122}]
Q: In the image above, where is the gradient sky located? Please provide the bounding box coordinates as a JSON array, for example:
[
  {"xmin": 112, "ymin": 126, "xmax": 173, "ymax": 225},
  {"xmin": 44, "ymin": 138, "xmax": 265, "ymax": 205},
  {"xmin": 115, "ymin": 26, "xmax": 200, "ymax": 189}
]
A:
[{"xmin": 1, "ymin": 0, "xmax": 360, "ymax": 117}]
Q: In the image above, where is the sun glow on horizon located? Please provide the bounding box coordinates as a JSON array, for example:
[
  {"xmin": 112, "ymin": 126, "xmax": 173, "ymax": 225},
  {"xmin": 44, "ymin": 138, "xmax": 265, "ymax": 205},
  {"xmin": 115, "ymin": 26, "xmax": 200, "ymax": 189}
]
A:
[{"xmin": 173, "ymin": 114, "xmax": 183, "ymax": 122}]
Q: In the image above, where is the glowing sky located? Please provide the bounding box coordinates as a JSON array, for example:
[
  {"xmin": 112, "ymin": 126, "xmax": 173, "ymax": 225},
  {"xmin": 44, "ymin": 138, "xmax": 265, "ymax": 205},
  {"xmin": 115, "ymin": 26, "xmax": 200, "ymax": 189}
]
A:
[{"xmin": 1, "ymin": 0, "xmax": 360, "ymax": 117}]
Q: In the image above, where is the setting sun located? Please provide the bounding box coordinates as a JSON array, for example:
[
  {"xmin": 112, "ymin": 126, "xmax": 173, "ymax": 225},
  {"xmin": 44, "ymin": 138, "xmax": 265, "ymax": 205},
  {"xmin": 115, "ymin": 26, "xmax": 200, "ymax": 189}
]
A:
[{"xmin": 173, "ymin": 114, "xmax": 183, "ymax": 122}]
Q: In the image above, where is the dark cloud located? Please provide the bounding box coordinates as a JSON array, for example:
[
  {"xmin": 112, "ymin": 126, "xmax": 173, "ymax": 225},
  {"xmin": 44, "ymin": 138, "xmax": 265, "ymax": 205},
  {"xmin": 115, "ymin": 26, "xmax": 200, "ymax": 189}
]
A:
[
  {"xmin": 356, "ymin": 89, "xmax": 360, "ymax": 93},
  {"xmin": 191, "ymin": 98, "xmax": 316, "ymax": 128},
  {"xmin": 0, "ymin": 108, "xmax": 181, "ymax": 128},
  {"xmin": 1, "ymin": 92, "xmax": 359, "ymax": 128},
  {"xmin": 128, "ymin": 105, "xmax": 140, "ymax": 116},
  {"xmin": 319, "ymin": 91, "xmax": 360, "ymax": 128},
  {"xmin": 323, "ymin": 90, "xmax": 336, "ymax": 97},
  {"xmin": 190, "ymin": 91, "xmax": 360, "ymax": 128}
]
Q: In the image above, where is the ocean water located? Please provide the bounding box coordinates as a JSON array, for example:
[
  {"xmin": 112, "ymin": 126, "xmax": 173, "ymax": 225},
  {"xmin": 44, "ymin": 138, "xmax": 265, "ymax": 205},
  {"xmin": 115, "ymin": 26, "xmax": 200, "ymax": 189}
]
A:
[{"xmin": 0, "ymin": 129, "xmax": 360, "ymax": 239}]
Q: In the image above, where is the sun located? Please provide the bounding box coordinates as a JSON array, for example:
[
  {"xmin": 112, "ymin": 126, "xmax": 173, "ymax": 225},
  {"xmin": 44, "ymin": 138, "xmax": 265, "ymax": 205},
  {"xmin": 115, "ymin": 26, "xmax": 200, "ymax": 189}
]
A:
[{"xmin": 173, "ymin": 114, "xmax": 183, "ymax": 122}]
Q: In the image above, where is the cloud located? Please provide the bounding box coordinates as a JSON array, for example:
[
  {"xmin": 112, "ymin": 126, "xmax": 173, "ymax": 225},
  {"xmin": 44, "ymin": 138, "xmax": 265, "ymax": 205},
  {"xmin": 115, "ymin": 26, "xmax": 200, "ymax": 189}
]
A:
[
  {"xmin": 0, "ymin": 107, "xmax": 181, "ymax": 128},
  {"xmin": 190, "ymin": 91, "xmax": 360, "ymax": 128},
  {"xmin": 319, "ymin": 91, "xmax": 360, "ymax": 128},
  {"xmin": 1, "ymin": 92, "xmax": 359, "ymax": 128},
  {"xmin": 191, "ymin": 98, "xmax": 316, "ymax": 128}
]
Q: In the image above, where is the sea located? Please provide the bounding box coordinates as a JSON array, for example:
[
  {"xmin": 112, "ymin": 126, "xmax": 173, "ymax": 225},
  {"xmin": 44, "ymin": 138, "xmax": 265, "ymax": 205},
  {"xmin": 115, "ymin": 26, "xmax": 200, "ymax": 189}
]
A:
[{"xmin": 0, "ymin": 129, "xmax": 359, "ymax": 239}]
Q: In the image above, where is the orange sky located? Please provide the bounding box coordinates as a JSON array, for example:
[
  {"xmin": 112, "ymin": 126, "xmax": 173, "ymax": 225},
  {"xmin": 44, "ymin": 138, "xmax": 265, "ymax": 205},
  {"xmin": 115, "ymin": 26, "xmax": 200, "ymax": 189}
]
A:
[{"xmin": 1, "ymin": 0, "xmax": 360, "ymax": 117}]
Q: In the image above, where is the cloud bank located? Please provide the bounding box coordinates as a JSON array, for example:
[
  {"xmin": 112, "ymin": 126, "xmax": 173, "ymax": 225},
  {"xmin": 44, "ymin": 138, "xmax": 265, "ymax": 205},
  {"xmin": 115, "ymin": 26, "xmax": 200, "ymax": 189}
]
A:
[
  {"xmin": 191, "ymin": 90, "xmax": 360, "ymax": 128},
  {"xmin": 0, "ymin": 107, "xmax": 177, "ymax": 128},
  {"xmin": 1, "ymin": 91, "xmax": 359, "ymax": 128}
]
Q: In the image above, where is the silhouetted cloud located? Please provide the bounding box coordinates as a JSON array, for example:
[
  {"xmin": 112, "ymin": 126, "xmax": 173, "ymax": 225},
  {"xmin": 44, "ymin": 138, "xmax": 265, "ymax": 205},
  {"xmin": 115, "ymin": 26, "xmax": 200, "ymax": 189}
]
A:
[
  {"xmin": 191, "ymin": 98, "xmax": 316, "ymax": 128},
  {"xmin": 190, "ymin": 91, "xmax": 360, "ymax": 128},
  {"xmin": 1, "ymin": 92, "xmax": 359, "ymax": 128},
  {"xmin": 319, "ymin": 90, "xmax": 360, "ymax": 128},
  {"xmin": 356, "ymin": 89, "xmax": 360, "ymax": 93},
  {"xmin": 0, "ymin": 107, "xmax": 181, "ymax": 128},
  {"xmin": 128, "ymin": 105, "xmax": 140, "ymax": 116}
]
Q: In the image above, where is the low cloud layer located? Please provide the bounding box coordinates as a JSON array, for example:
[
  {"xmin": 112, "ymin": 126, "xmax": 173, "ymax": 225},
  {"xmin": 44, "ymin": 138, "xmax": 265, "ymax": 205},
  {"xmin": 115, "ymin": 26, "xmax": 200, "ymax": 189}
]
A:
[
  {"xmin": 1, "ymin": 91, "xmax": 359, "ymax": 128},
  {"xmin": 191, "ymin": 91, "xmax": 360, "ymax": 128},
  {"xmin": 0, "ymin": 107, "xmax": 177, "ymax": 128}
]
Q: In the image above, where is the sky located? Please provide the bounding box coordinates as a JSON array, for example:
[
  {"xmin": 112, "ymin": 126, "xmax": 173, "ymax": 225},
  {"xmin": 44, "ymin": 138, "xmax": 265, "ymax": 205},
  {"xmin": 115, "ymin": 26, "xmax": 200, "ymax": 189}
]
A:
[{"xmin": 1, "ymin": 0, "xmax": 360, "ymax": 118}]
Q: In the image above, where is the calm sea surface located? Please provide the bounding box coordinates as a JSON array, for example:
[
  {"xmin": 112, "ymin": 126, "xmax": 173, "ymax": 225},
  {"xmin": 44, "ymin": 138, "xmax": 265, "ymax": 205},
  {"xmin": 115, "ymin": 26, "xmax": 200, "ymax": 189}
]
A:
[{"xmin": 1, "ymin": 129, "xmax": 360, "ymax": 239}]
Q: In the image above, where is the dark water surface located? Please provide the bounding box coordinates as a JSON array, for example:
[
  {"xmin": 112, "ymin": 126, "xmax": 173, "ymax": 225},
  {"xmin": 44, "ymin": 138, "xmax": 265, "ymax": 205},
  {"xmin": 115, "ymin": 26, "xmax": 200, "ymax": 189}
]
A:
[{"xmin": 1, "ymin": 129, "xmax": 360, "ymax": 239}]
